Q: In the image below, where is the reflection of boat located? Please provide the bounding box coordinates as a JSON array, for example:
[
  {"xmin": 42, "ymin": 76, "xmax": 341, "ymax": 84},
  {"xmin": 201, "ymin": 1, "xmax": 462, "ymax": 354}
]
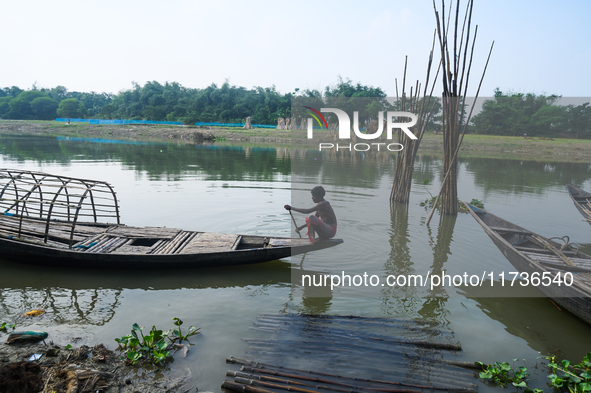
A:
[
  {"xmin": 567, "ymin": 184, "xmax": 591, "ymax": 224},
  {"xmin": 460, "ymin": 283, "xmax": 591, "ymax": 355},
  {"xmin": 465, "ymin": 202, "xmax": 591, "ymax": 325},
  {"xmin": 0, "ymin": 169, "xmax": 342, "ymax": 268}
]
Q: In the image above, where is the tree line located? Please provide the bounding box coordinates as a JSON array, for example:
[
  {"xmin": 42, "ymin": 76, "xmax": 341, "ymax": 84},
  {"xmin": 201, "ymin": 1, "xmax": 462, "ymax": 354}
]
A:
[
  {"xmin": 0, "ymin": 82, "xmax": 589, "ymax": 138},
  {"xmin": 0, "ymin": 78, "xmax": 387, "ymax": 126},
  {"xmin": 469, "ymin": 89, "xmax": 591, "ymax": 138}
]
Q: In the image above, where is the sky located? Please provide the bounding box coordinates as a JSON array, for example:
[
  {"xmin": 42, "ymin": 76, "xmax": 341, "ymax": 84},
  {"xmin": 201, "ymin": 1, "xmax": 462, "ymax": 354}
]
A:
[{"xmin": 1, "ymin": 0, "xmax": 590, "ymax": 98}]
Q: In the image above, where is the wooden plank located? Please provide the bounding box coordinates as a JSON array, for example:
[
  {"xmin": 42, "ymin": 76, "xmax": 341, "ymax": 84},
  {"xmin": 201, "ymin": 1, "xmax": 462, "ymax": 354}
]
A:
[
  {"xmin": 114, "ymin": 245, "xmax": 153, "ymax": 254},
  {"xmin": 489, "ymin": 226, "xmax": 532, "ymax": 235},
  {"xmin": 106, "ymin": 225, "xmax": 181, "ymax": 239},
  {"xmin": 180, "ymin": 233, "xmax": 240, "ymax": 254},
  {"xmin": 268, "ymin": 238, "xmax": 310, "ymax": 247}
]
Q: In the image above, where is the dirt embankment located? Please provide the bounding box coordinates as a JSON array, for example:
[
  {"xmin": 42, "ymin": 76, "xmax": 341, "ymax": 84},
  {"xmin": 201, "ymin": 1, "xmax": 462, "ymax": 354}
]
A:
[
  {"xmin": 0, "ymin": 341, "xmax": 190, "ymax": 393},
  {"xmin": 1, "ymin": 121, "xmax": 590, "ymax": 162}
]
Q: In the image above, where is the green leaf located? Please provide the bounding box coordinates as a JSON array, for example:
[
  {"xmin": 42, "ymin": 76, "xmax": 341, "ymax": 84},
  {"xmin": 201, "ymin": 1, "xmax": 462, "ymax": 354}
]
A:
[
  {"xmin": 578, "ymin": 382, "xmax": 591, "ymax": 392},
  {"xmin": 480, "ymin": 371, "xmax": 492, "ymax": 379},
  {"xmin": 513, "ymin": 381, "xmax": 527, "ymax": 387},
  {"xmin": 132, "ymin": 323, "xmax": 143, "ymax": 331},
  {"xmin": 155, "ymin": 341, "xmax": 167, "ymax": 350},
  {"xmin": 127, "ymin": 351, "xmax": 141, "ymax": 361},
  {"xmin": 423, "ymin": 179, "xmax": 429, "ymax": 185}
]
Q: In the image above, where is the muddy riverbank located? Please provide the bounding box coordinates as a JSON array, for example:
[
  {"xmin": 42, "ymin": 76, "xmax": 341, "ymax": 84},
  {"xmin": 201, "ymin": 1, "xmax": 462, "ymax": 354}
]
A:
[
  {"xmin": 1, "ymin": 120, "xmax": 590, "ymax": 162},
  {"xmin": 0, "ymin": 340, "xmax": 191, "ymax": 392}
]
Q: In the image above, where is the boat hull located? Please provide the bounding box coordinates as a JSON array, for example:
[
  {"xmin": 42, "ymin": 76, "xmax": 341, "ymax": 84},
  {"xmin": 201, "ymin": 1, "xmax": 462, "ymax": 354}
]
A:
[
  {"xmin": 465, "ymin": 203, "xmax": 591, "ymax": 325},
  {"xmin": 0, "ymin": 236, "xmax": 343, "ymax": 269},
  {"xmin": 567, "ymin": 184, "xmax": 591, "ymax": 224}
]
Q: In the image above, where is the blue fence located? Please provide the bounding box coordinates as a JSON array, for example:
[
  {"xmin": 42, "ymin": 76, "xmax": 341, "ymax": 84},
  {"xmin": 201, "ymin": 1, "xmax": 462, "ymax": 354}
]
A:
[
  {"xmin": 194, "ymin": 122, "xmax": 275, "ymax": 129},
  {"xmin": 56, "ymin": 118, "xmax": 183, "ymax": 125}
]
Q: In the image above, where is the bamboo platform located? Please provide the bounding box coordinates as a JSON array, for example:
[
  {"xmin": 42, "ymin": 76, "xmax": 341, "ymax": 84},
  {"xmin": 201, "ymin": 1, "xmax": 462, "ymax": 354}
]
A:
[
  {"xmin": 223, "ymin": 314, "xmax": 478, "ymax": 393},
  {"xmin": 0, "ymin": 213, "xmax": 252, "ymax": 255}
]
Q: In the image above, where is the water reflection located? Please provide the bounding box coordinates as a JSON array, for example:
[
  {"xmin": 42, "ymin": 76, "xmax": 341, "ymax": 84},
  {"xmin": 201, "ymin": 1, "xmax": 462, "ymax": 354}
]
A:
[
  {"xmin": 0, "ymin": 135, "xmax": 291, "ymax": 182},
  {"xmin": 465, "ymin": 159, "xmax": 591, "ymax": 195},
  {"xmin": 0, "ymin": 258, "xmax": 291, "ymax": 326},
  {"xmin": 0, "ymin": 287, "xmax": 121, "ymax": 326},
  {"xmin": 2, "ymin": 133, "xmax": 591, "ymax": 390},
  {"xmin": 460, "ymin": 283, "xmax": 591, "ymax": 358}
]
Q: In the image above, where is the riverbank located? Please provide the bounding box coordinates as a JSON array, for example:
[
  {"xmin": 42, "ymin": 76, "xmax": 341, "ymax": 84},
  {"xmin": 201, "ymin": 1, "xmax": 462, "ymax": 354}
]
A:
[
  {"xmin": 1, "ymin": 120, "xmax": 590, "ymax": 162},
  {"xmin": 0, "ymin": 341, "xmax": 190, "ymax": 392}
]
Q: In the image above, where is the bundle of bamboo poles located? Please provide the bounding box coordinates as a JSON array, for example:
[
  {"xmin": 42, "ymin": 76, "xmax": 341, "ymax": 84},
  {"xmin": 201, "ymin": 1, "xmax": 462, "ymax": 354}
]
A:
[
  {"xmin": 224, "ymin": 313, "xmax": 479, "ymax": 393},
  {"xmin": 224, "ymin": 357, "xmax": 478, "ymax": 393},
  {"xmin": 426, "ymin": 0, "xmax": 494, "ymax": 220},
  {"xmin": 390, "ymin": 42, "xmax": 440, "ymax": 203}
]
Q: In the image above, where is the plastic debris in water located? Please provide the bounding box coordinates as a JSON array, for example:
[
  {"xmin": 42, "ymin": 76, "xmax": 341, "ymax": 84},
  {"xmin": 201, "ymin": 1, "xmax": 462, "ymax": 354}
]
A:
[
  {"xmin": 22, "ymin": 309, "xmax": 45, "ymax": 317},
  {"xmin": 29, "ymin": 354, "xmax": 42, "ymax": 361},
  {"xmin": 6, "ymin": 331, "xmax": 49, "ymax": 344}
]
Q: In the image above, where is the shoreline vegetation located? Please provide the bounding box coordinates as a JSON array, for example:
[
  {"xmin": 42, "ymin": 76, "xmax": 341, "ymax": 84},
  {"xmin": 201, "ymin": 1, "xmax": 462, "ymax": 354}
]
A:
[{"xmin": 1, "ymin": 120, "xmax": 590, "ymax": 163}]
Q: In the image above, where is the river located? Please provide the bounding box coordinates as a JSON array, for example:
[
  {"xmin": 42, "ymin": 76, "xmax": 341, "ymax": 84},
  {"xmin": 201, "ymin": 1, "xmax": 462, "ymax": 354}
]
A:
[{"xmin": 0, "ymin": 134, "xmax": 590, "ymax": 391}]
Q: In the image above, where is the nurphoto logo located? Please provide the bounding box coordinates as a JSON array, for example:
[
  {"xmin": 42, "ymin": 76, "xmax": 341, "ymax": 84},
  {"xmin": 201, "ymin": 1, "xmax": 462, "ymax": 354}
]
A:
[{"xmin": 304, "ymin": 106, "xmax": 418, "ymax": 152}]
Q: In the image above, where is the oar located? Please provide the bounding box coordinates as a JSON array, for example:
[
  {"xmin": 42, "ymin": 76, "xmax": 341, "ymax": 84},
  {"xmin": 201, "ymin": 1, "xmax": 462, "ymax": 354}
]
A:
[{"xmin": 289, "ymin": 210, "xmax": 302, "ymax": 238}]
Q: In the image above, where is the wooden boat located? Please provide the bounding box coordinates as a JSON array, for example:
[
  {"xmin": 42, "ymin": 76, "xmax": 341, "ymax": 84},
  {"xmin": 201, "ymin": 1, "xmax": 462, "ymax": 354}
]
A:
[
  {"xmin": 567, "ymin": 184, "xmax": 591, "ymax": 224},
  {"xmin": 464, "ymin": 202, "xmax": 591, "ymax": 325},
  {"xmin": 0, "ymin": 169, "xmax": 342, "ymax": 268}
]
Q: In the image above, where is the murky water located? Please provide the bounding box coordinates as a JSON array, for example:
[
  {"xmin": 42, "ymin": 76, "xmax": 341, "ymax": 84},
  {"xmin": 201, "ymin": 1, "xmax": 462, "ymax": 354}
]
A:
[{"xmin": 1, "ymin": 134, "xmax": 590, "ymax": 391}]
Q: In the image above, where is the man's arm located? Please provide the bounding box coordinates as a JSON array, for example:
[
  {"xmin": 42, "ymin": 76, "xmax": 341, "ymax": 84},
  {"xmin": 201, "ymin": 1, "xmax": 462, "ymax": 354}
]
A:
[{"xmin": 284, "ymin": 201, "xmax": 325, "ymax": 214}]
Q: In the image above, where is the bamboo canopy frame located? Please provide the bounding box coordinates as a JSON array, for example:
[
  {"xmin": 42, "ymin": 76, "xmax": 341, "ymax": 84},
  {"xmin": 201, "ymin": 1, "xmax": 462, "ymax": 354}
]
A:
[{"xmin": 0, "ymin": 169, "xmax": 120, "ymax": 248}]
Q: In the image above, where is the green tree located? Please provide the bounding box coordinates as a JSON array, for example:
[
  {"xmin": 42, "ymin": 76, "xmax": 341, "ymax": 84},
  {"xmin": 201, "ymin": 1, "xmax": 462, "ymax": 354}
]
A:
[
  {"xmin": 31, "ymin": 97, "xmax": 59, "ymax": 120},
  {"xmin": 530, "ymin": 105, "xmax": 567, "ymax": 136},
  {"xmin": 471, "ymin": 89, "xmax": 562, "ymax": 137},
  {"xmin": 8, "ymin": 90, "xmax": 47, "ymax": 119},
  {"xmin": 566, "ymin": 103, "xmax": 591, "ymax": 139},
  {"xmin": 57, "ymin": 98, "xmax": 85, "ymax": 118}
]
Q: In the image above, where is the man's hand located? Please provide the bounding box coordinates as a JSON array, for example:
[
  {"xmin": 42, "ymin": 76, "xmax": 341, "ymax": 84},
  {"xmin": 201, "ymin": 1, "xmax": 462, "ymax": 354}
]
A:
[{"xmin": 284, "ymin": 204, "xmax": 291, "ymax": 210}]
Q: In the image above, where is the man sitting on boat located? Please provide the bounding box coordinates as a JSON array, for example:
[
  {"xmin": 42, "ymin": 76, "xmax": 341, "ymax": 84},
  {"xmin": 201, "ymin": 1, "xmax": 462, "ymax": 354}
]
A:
[{"xmin": 284, "ymin": 186, "xmax": 337, "ymax": 243}]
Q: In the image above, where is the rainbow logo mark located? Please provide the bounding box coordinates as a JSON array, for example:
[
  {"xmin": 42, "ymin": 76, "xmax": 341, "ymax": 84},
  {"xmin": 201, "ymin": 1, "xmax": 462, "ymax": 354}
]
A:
[{"xmin": 304, "ymin": 106, "xmax": 328, "ymax": 129}]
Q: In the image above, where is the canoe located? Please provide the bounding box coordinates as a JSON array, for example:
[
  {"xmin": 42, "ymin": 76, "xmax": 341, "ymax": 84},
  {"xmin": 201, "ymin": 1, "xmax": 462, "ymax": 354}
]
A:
[
  {"xmin": 567, "ymin": 184, "xmax": 591, "ymax": 224},
  {"xmin": 0, "ymin": 169, "xmax": 342, "ymax": 268},
  {"xmin": 464, "ymin": 202, "xmax": 591, "ymax": 325}
]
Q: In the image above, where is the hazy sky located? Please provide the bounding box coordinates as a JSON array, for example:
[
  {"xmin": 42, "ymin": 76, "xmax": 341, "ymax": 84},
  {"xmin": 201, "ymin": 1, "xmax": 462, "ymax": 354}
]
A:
[{"xmin": 1, "ymin": 1, "xmax": 589, "ymax": 97}]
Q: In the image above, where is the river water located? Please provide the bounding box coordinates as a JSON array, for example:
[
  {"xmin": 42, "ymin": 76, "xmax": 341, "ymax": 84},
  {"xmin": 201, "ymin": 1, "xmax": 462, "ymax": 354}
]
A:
[{"xmin": 0, "ymin": 134, "xmax": 590, "ymax": 391}]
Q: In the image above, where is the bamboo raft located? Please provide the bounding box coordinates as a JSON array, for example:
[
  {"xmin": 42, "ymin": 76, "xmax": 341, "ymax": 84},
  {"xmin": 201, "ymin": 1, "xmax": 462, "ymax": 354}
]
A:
[
  {"xmin": 223, "ymin": 314, "xmax": 478, "ymax": 393},
  {"xmin": 567, "ymin": 184, "xmax": 591, "ymax": 225},
  {"xmin": 0, "ymin": 169, "xmax": 342, "ymax": 268}
]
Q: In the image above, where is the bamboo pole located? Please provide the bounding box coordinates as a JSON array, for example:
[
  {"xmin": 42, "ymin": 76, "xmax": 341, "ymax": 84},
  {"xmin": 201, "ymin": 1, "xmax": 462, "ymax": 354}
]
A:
[
  {"xmin": 257, "ymin": 313, "xmax": 440, "ymax": 326},
  {"xmin": 225, "ymin": 359, "xmax": 477, "ymax": 392},
  {"xmin": 247, "ymin": 322, "xmax": 461, "ymax": 350},
  {"xmin": 255, "ymin": 316, "xmax": 450, "ymax": 334},
  {"xmin": 290, "ymin": 211, "xmax": 302, "ymax": 238}
]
